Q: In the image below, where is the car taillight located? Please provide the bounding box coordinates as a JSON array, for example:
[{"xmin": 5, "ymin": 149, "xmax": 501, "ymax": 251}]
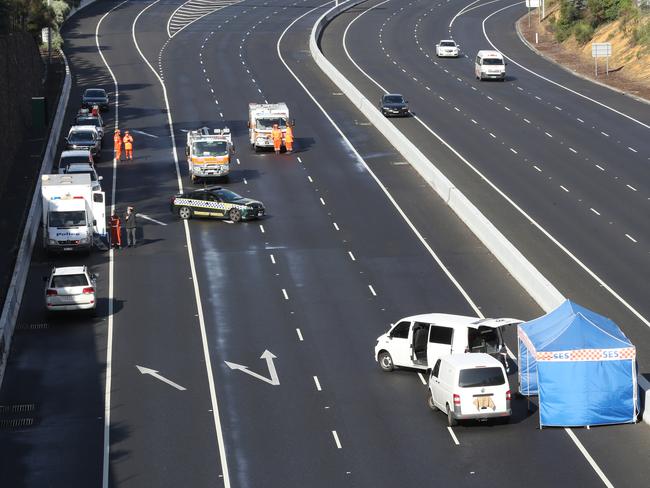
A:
[
  {"xmin": 46, "ymin": 289, "xmax": 57, "ymax": 296},
  {"xmin": 453, "ymin": 394, "xmax": 461, "ymax": 406},
  {"xmin": 82, "ymin": 287, "xmax": 94, "ymax": 294},
  {"xmin": 506, "ymin": 390, "xmax": 511, "ymax": 401}
]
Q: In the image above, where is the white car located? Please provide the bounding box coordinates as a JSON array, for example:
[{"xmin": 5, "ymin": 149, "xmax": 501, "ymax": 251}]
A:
[
  {"xmin": 374, "ymin": 313, "xmax": 521, "ymax": 372},
  {"xmin": 62, "ymin": 162, "xmax": 103, "ymax": 191},
  {"xmin": 475, "ymin": 50, "xmax": 506, "ymax": 81},
  {"xmin": 427, "ymin": 353, "xmax": 511, "ymax": 426},
  {"xmin": 45, "ymin": 266, "xmax": 97, "ymax": 313},
  {"xmin": 436, "ymin": 40, "xmax": 459, "ymax": 57}
]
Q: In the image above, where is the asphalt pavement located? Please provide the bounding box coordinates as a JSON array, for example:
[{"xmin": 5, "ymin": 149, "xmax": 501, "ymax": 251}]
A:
[{"xmin": 0, "ymin": 0, "xmax": 649, "ymax": 487}]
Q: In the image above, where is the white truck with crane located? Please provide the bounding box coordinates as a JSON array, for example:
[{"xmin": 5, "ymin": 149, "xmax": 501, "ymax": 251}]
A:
[
  {"xmin": 41, "ymin": 173, "xmax": 106, "ymax": 253},
  {"xmin": 185, "ymin": 127, "xmax": 233, "ymax": 183},
  {"xmin": 248, "ymin": 103, "xmax": 291, "ymax": 152}
]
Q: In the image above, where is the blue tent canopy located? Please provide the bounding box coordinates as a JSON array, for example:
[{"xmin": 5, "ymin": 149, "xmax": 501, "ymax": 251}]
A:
[{"xmin": 518, "ymin": 300, "xmax": 637, "ymax": 427}]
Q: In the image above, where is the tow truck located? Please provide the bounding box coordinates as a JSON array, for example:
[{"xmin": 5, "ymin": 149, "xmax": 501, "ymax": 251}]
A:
[
  {"xmin": 185, "ymin": 127, "xmax": 233, "ymax": 183},
  {"xmin": 248, "ymin": 103, "xmax": 291, "ymax": 152}
]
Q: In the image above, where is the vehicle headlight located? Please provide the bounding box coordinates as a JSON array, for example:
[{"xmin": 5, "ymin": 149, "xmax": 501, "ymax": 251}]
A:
[{"xmin": 49, "ymin": 239, "xmax": 58, "ymax": 245}]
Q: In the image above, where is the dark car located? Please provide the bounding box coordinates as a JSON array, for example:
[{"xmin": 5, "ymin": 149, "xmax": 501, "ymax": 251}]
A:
[
  {"xmin": 65, "ymin": 126, "xmax": 101, "ymax": 156},
  {"xmin": 170, "ymin": 187, "xmax": 265, "ymax": 222},
  {"xmin": 380, "ymin": 94, "xmax": 409, "ymax": 117},
  {"xmin": 57, "ymin": 149, "xmax": 94, "ymax": 172},
  {"xmin": 81, "ymin": 88, "xmax": 109, "ymax": 111}
]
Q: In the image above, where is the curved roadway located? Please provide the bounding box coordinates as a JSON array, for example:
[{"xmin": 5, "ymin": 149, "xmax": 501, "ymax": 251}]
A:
[{"xmin": 0, "ymin": 1, "xmax": 648, "ymax": 487}]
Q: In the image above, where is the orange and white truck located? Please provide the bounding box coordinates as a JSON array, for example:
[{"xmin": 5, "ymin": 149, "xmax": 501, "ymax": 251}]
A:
[
  {"xmin": 248, "ymin": 103, "xmax": 290, "ymax": 152},
  {"xmin": 185, "ymin": 127, "xmax": 233, "ymax": 183}
]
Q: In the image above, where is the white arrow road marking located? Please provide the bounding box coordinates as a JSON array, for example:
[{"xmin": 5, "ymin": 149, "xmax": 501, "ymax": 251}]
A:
[
  {"xmin": 138, "ymin": 213, "xmax": 167, "ymax": 226},
  {"xmin": 131, "ymin": 129, "xmax": 159, "ymax": 138},
  {"xmin": 136, "ymin": 365, "xmax": 186, "ymax": 390},
  {"xmin": 224, "ymin": 350, "xmax": 279, "ymax": 385}
]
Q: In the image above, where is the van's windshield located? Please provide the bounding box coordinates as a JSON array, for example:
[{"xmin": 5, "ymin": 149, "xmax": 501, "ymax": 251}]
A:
[
  {"xmin": 193, "ymin": 140, "xmax": 228, "ymax": 156},
  {"xmin": 257, "ymin": 118, "xmax": 286, "ymax": 130},
  {"xmin": 458, "ymin": 367, "xmax": 505, "ymax": 388},
  {"xmin": 50, "ymin": 211, "xmax": 87, "ymax": 228},
  {"xmin": 483, "ymin": 58, "xmax": 504, "ymax": 65}
]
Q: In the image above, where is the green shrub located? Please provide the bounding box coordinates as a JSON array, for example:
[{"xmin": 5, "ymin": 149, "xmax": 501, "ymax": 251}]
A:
[{"xmin": 574, "ymin": 20, "xmax": 596, "ymax": 42}]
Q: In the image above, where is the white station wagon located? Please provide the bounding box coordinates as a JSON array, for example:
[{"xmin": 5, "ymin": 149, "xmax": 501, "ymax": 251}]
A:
[
  {"xmin": 45, "ymin": 266, "xmax": 97, "ymax": 313},
  {"xmin": 427, "ymin": 353, "xmax": 512, "ymax": 426},
  {"xmin": 374, "ymin": 313, "xmax": 521, "ymax": 372}
]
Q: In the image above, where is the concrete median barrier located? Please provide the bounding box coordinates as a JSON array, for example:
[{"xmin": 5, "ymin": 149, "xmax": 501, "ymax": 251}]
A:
[{"xmin": 310, "ymin": 0, "xmax": 648, "ymax": 424}]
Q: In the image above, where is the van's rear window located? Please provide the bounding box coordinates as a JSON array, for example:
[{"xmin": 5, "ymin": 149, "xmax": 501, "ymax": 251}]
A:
[
  {"xmin": 52, "ymin": 274, "xmax": 88, "ymax": 287},
  {"xmin": 458, "ymin": 367, "xmax": 505, "ymax": 387}
]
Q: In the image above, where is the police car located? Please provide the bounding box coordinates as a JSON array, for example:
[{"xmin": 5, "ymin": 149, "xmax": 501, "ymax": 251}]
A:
[{"xmin": 170, "ymin": 187, "xmax": 265, "ymax": 222}]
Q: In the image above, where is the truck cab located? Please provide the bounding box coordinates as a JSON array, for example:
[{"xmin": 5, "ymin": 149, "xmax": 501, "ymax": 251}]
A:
[
  {"xmin": 248, "ymin": 103, "xmax": 291, "ymax": 152},
  {"xmin": 186, "ymin": 127, "xmax": 233, "ymax": 183}
]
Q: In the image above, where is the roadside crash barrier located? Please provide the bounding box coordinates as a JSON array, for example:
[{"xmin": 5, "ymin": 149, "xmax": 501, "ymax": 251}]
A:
[
  {"xmin": 0, "ymin": 51, "xmax": 71, "ymax": 387},
  {"xmin": 310, "ymin": 0, "xmax": 649, "ymax": 425}
]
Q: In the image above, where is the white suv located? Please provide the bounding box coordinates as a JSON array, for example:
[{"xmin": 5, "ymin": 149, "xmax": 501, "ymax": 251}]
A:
[
  {"xmin": 427, "ymin": 353, "xmax": 511, "ymax": 426},
  {"xmin": 45, "ymin": 266, "xmax": 97, "ymax": 313}
]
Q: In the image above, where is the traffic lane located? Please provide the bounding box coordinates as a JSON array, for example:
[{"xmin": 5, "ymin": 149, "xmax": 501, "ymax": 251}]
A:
[
  {"xmin": 0, "ymin": 1, "xmax": 123, "ymax": 485},
  {"xmin": 272, "ymin": 10, "xmax": 617, "ymax": 486},
  {"xmin": 0, "ymin": 251, "xmax": 107, "ymax": 488},
  {"xmin": 175, "ymin": 3, "xmax": 518, "ymax": 484},
  {"xmin": 346, "ymin": 0, "xmax": 650, "ymax": 224},
  {"xmin": 242, "ymin": 5, "xmax": 604, "ymax": 486},
  {"xmin": 320, "ymin": 2, "xmax": 650, "ymax": 368},
  {"xmin": 405, "ymin": 0, "xmax": 650, "ymax": 194},
  {"xmin": 94, "ymin": 2, "xmax": 224, "ymax": 486},
  {"xmin": 482, "ymin": 2, "xmax": 650, "ymax": 126},
  {"xmin": 570, "ymin": 422, "xmax": 650, "ymax": 487}
]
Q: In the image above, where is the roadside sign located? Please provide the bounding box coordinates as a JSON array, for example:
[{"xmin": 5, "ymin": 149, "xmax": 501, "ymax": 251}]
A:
[
  {"xmin": 526, "ymin": 0, "xmax": 540, "ymax": 6},
  {"xmin": 591, "ymin": 42, "xmax": 612, "ymax": 76},
  {"xmin": 592, "ymin": 43, "xmax": 612, "ymax": 57}
]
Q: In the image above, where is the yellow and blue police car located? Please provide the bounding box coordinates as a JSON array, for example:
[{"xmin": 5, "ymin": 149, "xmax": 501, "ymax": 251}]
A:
[{"xmin": 171, "ymin": 187, "xmax": 265, "ymax": 222}]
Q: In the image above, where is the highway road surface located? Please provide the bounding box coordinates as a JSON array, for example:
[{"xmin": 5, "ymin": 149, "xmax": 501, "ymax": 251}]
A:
[{"xmin": 0, "ymin": 1, "xmax": 648, "ymax": 487}]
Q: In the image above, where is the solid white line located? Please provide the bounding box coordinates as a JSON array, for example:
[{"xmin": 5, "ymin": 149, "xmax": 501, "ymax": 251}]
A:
[
  {"xmin": 348, "ymin": 251, "xmax": 356, "ymax": 261},
  {"xmin": 483, "ymin": 2, "xmax": 650, "ymax": 130},
  {"xmin": 368, "ymin": 284, "xmax": 377, "ymax": 296},
  {"xmin": 625, "ymin": 234, "xmax": 637, "ymax": 243},
  {"xmin": 333, "ymin": 222, "xmax": 340, "ymax": 231},
  {"xmin": 296, "ymin": 328, "xmax": 304, "ymax": 341},
  {"xmin": 270, "ymin": 254, "xmax": 276, "ymax": 264},
  {"xmin": 96, "ymin": 4, "xmax": 127, "ymax": 486},
  {"xmin": 447, "ymin": 426, "xmax": 460, "ymax": 445},
  {"xmin": 139, "ymin": 213, "xmax": 167, "ymax": 226},
  {"xmin": 565, "ymin": 429, "xmax": 614, "ymax": 488},
  {"xmin": 133, "ymin": 3, "xmax": 230, "ymax": 486},
  {"xmin": 338, "ymin": 0, "xmax": 650, "ymax": 332},
  {"xmin": 332, "ymin": 430, "xmax": 342, "ymax": 449},
  {"xmin": 282, "ymin": 288, "xmax": 289, "ymax": 300},
  {"xmin": 417, "ymin": 372, "xmax": 427, "ymax": 385},
  {"xmin": 313, "ymin": 375, "xmax": 322, "ymax": 391}
]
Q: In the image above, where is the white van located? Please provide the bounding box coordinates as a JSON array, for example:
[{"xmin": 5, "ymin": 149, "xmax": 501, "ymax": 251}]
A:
[
  {"xmin": 374, "ymin": 313, "xmax": 521, "ymax": 372},
  {"xmin": 427, "ymin": 353, "xmax": 511, "ymax": 426},
  {"xmin": 475, "ymin": 50, "xmax": 506, "ymax": 81}
]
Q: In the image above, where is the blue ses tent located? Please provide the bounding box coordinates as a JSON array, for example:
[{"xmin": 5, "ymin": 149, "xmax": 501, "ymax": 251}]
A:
[{"xmin": 518, "ymin": 300, "xmax": 637, "ymax": 427}]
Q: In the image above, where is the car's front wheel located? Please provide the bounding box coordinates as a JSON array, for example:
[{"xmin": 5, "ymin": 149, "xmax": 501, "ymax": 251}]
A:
[
  {"xmin": 229, "ymin": 208, "xmax": 242, "ymax": 222},
  {"xmin": 178, "ymin": 206, "xmax": 192, "ymax": 219},
  {"xmin": 378, "ymin": 351, "xmax": 394, "ymax": 372}
]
